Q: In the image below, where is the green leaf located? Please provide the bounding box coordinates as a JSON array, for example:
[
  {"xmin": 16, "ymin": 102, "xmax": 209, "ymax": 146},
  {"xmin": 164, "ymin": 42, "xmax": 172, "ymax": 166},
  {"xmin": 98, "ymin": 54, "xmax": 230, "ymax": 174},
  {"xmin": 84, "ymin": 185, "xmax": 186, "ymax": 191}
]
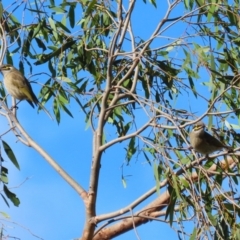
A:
[
  {"xmin": 184, "ymin": 0, "xmax": 189, "ymax": 9},
  {"xmin": 3, "ymin": 185, "xmax": 20, "ymax": 207},
  {"xmin": 0, "ymin": 193, "xmax": 9, "ymax": 207},
  {"xmin": 35, "ymin": 38, "xmax": 47, "ymax": 51},
  {"xmin": 190, "ymin": 228, "xmax": 197, "ymax": 240},
  {"xmin": 207, "ymin": 4, "xmax": 215, "ymax": 22},
  {"xmin": 180, "ymin": 178, "xmax": 189, "ymax": 188},
  {"xmin": 48, "ymin": 61, "xmax": 56, "ymax": 77},
  {"xmin": 207, "ymin": 212, "xmax": 217, "ymax": 226},
  {"xmin": 141, "ymin": 78, "xmax": 150, "ymax": 99},
  {"xmin": 56, "ymin": 20, "xmax": 71, "ymax": 33},
  {"xmin": 172, "ymin": 175, "xmax": 181, "ymax": 199},
  {"xmin": 122, "ymin": 176, "xmax": 127, "ymax": 188},
  {"xmin": 34, "ymin": 40, "xmax": 76, "ymax": 65},
  {"xmin": 165, "ymin": 185, "xmax": 177, "ymax": 225},
  {"xmin": 85, "ymin": 113, "xmax": 91, "ymax": 130},
  {"xmin": 58, "ymin": 94, "xmax": 69, "ymax": 105},
  {"xmin": 0, "ymin": 2, "xmax": 3, "ymax": 19},
  {"xmin": 0, "ymin": 211, "xmax": 10, "ymax": 218},
  {"xmin": 48, "ymin": 17, "xmax": 58, "ymax": 41},
  {"xmin": 102, "ymin": 131, "xmax": 106, "ymax": 145},
  {"xmin": 157, "ymin": 51, "xmax": 169, "ymax": 59},
  {"xmin": 227, "ymin": 6, "xmax": 237, "ymax": 25},
  {"xmin": 225, "ymin": 120, "xmax": 240, "ymax": 130},
  {"xmin": 59, "ymin": 76, "xmax": 72, "ymax": 83},
  {"xmin": 210, "ymin": 53, "xmax": 216, "ymax": 76},
  {"xmin": 22, "ymin": 28, "xmax": 34, "ymax": 57},
  {"xmin": 50, "ymin": 0, "xmax": 55, "ymax": 6},
  {"xmin": 149, "ymin": 0, "xmax": 157, "ymax": 8},
  {"xmin": 189, "ymin": 0, "xmax": 194, "ymax": 9},
  {"xmin": 183, "ymin": 48, "xmax": 191, "ymax": 67},
  {"xmin": 69, "ymin": 5, "xmax": 75, "ymax": 28},
  {"xmin": 85, "ymin": 0, "xmax": 97, "ymax": 16},
  {"xmin": 77, "ymin": 80, "xmax": 88, "ymax": 93},
  {"xmin": 26, "ymin": 8, "xmax": 46, "ymax": 13},
  {"xmin": 2, "ymin": 141, "xmax": 20, "ymax": 170},
  {"xmin": 6, "ymin": 50, "xmax": 13, "ymax": 65},
  {"xmin": 153, "ymin": 162, "xmax": 160, "ymax": 194},
  {"xmin": 53, "ymin": 98, "xmax": 60, "ymax": 124},
  {"xmin": 61, "ymin": 104, "xmax": 74, "ymax": 118},
  {"xmin": 126, "ymin": 138, "xmax": 136, "ymax": 163},
  {"xmin": 49, "ymin": 6, "xmax": 67, "ymax": 13},
  {"xmin": 9, "ymin": 14, "xmax": 20, "ymax": 25},
  {"xmin": 1, "ymin": 172, "xmax": 8, "ymax": 184},
  {"xmin": 32, "ymin": 22, "xmax": 42, "ymax": 38},
  {"xmin": 188, "ymin": 76, "xmax": 197, "ymax": 98},
  {"xmin": 143, "ymin": 151, "xmax": 151, "ymax": 166}
]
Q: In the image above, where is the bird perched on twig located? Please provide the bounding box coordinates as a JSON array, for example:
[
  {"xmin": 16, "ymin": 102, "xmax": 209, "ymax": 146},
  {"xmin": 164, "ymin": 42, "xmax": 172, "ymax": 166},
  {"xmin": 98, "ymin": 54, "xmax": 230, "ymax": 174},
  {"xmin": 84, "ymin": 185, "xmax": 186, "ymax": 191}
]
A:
[
  {"xmin": 189, "ymin": 121, "xmax": 231, "ymax": 155},
  {"xmin": 0, "ymin": 64, "xmax": 52, "ymax": 119}
]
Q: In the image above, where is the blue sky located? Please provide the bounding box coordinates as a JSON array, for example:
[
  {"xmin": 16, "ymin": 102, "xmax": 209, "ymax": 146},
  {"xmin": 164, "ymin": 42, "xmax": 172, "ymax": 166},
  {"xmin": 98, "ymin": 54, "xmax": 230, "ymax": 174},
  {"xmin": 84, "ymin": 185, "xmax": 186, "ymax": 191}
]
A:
[{"xmin": 0, "ymin": 0, "xmax": 237, "ymax": 240}]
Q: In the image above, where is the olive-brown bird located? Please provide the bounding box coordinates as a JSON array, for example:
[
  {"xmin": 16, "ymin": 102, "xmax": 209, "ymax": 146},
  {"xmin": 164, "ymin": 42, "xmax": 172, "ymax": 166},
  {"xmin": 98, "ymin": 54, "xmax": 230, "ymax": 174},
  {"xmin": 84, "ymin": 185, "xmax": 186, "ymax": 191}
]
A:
[
  {"xmin": 189, "ymin": 121, "xmax": 231, "ymax": 155},
  {"xmin": 0, "ymin": 64, "xmax": 52, "ymax": 119}
]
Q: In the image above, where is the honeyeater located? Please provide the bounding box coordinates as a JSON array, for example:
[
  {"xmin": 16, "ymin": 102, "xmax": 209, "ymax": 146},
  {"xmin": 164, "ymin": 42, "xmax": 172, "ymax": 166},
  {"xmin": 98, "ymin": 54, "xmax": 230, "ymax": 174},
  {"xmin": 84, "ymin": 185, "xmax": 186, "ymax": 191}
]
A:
[
  {"xmin": 189, "ymin": 121, "xmax": 231, "ymax": 154},
  {"xmin": 0, "ymin": 64, "xmax": 52, "ymax": 119}
]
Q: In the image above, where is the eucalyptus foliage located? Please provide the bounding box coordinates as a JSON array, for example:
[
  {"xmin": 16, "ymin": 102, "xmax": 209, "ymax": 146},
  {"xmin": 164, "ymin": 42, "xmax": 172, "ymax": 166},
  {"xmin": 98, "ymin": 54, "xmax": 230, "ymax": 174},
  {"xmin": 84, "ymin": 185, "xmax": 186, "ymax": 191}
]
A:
[{"xmin": 1, "ymin": 0, "xmax": 240, "ymax": 239}]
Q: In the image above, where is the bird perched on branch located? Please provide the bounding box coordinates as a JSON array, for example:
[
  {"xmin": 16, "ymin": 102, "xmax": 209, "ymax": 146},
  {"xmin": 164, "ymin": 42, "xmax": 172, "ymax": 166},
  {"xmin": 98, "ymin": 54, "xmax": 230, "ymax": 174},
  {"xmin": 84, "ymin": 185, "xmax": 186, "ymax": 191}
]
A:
[
  {"xmin": 0, "ymin": 64, "xmax": 52, "ymax": 119},
  {"xmin": 189, "ymin": 121, "xmax": 231, "ymax": 155}
]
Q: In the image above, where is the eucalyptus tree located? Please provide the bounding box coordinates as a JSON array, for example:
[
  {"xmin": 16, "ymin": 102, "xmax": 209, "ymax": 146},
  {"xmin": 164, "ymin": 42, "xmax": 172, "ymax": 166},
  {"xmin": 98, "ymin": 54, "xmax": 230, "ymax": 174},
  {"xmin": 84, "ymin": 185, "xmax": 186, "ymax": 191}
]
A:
[{"xmin": 0, "ymin": 0, "xmax": 240, "ymax": 239}]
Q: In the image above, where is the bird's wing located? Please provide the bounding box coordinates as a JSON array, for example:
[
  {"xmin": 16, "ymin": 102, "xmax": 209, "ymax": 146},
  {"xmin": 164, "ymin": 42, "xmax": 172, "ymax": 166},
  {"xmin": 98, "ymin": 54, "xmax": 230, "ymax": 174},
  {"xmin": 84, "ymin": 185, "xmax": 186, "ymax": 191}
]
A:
[
  {"xmin": 9, "ymin": 71, "xmax": 38, "ymax": 105},
  {"xmin": 8, "ymin": 71, "xmax": 53, "ymax": 120},
  {"xmin": 204, "ymin": 131, "xmax": 226, "ymax": 148}
]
